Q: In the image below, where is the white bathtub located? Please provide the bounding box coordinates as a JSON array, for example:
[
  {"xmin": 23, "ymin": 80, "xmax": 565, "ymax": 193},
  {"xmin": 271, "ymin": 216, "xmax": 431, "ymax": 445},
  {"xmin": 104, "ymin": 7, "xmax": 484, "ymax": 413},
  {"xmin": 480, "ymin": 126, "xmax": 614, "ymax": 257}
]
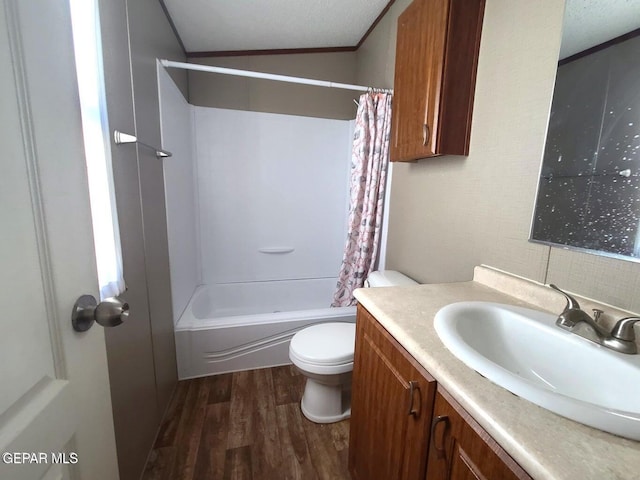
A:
[{"xmin": 175, "ymin": 278, "xmax": 356, "ymax": 379}]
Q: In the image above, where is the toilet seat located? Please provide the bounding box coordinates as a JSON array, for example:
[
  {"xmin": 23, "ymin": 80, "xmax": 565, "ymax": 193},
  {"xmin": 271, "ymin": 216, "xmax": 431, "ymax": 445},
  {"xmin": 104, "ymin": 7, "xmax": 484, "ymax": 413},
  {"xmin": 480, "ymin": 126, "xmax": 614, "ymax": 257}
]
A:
[{"xmin": 290, "ymin": 322, "xmax": 356, "ymax": 375}]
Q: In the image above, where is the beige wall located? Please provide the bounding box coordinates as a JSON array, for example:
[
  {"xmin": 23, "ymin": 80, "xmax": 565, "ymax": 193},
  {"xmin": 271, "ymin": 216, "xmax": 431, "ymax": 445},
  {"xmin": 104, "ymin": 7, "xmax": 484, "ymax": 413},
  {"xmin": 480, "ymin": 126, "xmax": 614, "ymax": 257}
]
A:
[
  {"xmin": 187, "ymin": 52, "xmax": 360, "ymax": 119},
  {"xmin": 127, "ymin": 0, "xmax": 185, "ymax": 415},
  {"xmin": 357, "ymin": 0, "xmax": 640, "ymax": 314},
  {"xmin": 99, "ymin": 0, "xmax": 186, "ymax": 478}
]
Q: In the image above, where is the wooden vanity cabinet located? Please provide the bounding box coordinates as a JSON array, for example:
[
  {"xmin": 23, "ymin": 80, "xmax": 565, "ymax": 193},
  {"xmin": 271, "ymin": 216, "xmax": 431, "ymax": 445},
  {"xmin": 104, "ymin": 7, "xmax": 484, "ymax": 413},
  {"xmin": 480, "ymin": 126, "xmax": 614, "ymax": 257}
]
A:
[
  {"xmin": 390, "ymin": 0, "xmax": 485, "ymax": 162},
  {"xmin": 349, "ymin": 305, "xmax": 437, "ymax": 480},
  {"xmin": 350, "ymin": 306, "xmax": 533, "ymax": 480},
  {"xmin": 426, "ymin": 387, "xmax": 532, "ymax": 480}
]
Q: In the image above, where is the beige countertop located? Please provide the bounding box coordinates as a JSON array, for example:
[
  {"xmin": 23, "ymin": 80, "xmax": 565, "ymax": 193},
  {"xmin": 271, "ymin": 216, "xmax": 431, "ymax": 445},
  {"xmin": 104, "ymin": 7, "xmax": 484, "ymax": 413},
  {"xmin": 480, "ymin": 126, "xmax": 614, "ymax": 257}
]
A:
[{"xmin": 353, "ymin": 266, "xmax": 640, "ymax": 480}]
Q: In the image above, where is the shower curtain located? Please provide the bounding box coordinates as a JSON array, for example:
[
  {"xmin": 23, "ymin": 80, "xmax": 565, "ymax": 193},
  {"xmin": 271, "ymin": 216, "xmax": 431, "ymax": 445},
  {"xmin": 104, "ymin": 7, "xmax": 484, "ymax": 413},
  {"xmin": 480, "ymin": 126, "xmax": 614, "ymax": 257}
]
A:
[{"xmin": 332, "ymin": 92, "xmax": 392, "ymax": 307}]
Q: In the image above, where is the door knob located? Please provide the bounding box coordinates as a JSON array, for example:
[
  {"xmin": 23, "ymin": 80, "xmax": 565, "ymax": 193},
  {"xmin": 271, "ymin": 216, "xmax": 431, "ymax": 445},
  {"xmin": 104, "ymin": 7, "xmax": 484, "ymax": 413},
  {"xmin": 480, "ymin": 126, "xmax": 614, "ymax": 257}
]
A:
[{"xmin": 72, "ymin": 294, "xmax": 129, "ymax": 332}]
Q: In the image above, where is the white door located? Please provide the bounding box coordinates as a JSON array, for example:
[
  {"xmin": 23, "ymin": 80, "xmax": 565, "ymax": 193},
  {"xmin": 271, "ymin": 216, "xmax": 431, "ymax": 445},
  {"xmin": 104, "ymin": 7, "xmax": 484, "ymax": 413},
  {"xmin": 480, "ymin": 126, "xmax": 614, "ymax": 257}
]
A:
[{"xmin": 0, "ymin": 1, "xmax": 119, "ymax": 479}]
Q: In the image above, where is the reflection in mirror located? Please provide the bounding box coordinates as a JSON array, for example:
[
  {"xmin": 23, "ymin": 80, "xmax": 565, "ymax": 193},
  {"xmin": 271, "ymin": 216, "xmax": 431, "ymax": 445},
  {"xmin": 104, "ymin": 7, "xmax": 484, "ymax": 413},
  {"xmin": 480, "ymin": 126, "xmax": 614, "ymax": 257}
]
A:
[{"xmin": 531, "ymin": 3, "xmax": 640, "ymax": 260}]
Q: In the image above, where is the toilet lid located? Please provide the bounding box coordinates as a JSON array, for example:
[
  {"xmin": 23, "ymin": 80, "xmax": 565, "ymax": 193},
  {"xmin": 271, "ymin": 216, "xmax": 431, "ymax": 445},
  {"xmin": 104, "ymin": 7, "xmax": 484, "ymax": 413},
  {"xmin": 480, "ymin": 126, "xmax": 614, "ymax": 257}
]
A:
[{"xmin": 290, "ymin": 322, "xmax": 356, "ymax": 366}]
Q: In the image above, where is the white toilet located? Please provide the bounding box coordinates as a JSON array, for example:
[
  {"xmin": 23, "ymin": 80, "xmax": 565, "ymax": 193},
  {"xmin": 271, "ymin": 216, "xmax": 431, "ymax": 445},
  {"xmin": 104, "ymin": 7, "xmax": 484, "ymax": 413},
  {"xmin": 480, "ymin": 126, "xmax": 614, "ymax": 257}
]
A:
[{"xmin": 289, "ymin": 270, "xmax": 418, "ymax": 423}]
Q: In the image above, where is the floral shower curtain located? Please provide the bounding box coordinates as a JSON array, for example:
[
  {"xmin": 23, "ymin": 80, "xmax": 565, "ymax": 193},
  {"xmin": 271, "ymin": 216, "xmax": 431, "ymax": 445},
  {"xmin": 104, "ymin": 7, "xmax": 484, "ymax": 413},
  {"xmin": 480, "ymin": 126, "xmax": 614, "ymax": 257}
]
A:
[{"xmin": 332, "ymin": 92, "xmax": 393, "ymax": 307}]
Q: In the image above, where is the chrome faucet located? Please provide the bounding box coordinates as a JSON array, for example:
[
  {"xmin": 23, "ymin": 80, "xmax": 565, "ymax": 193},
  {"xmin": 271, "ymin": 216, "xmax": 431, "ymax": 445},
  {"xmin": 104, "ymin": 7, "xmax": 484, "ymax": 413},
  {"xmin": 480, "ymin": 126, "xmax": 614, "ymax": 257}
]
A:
[{"xmin": 550, "ymin": 284, "xmax": 640, "ymax": 355}]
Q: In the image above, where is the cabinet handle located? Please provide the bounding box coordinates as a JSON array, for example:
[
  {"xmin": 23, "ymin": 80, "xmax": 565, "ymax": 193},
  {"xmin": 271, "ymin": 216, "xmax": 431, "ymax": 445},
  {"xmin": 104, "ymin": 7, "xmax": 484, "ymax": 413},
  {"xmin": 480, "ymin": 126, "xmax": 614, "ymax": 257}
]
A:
[
  {"xmin": 407, "ymin": 381, "xmax": 421, "ymax": 417},
  {"xmin": 422, "ymin": 123, "xmax": 430, "ymax": 146},
  {"xmin": 431, "ymin": 415, "xmax": 450, "ymax": 460}
]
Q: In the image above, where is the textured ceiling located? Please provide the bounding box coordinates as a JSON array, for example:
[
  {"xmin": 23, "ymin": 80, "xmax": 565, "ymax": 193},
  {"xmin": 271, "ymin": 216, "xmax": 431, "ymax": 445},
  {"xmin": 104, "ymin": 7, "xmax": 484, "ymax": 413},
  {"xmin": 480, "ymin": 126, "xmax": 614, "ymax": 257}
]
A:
[
  {"xmin": 561, "ymin": 0, "xmax": 640, "ymax": 58},
  {"xmin": 162, "ymin": 0, "xmax": 391, "ymax": 53},
  {"xmin": 162, "ymin": 0, "xmax": 639, "ymax": 56}
]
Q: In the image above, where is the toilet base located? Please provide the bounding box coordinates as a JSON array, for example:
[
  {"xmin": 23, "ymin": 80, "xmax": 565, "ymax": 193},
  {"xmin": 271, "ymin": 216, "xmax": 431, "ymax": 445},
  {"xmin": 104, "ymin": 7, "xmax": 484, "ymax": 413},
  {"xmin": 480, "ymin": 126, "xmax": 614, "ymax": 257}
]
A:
[{"xmin": 299, "ymin": 377, "xmax": 351, "ymax": 424}]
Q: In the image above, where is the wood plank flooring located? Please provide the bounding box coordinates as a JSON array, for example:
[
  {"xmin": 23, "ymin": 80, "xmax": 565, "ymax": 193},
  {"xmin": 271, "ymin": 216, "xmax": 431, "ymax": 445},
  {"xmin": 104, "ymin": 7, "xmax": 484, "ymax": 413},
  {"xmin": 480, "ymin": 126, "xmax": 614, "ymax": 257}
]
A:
[{"xmin": 141, "ymin": 365, "xmax": 351, "ymax": 480}]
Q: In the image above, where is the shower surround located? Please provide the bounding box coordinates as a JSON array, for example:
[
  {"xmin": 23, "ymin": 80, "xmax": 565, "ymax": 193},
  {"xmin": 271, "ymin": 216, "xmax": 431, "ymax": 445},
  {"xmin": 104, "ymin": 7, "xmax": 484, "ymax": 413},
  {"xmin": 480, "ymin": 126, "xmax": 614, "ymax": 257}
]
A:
[{"xmin": 159, "ymin": 67, "xmax": 355, "ymax": 377}]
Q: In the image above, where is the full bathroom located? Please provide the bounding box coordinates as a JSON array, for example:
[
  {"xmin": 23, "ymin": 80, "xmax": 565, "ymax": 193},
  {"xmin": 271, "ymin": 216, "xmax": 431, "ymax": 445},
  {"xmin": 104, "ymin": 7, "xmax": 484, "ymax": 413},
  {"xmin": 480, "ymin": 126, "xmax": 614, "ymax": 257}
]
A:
[{"xmin": 2, "ymin": 0, "xmax": 640, "ymax": 480}]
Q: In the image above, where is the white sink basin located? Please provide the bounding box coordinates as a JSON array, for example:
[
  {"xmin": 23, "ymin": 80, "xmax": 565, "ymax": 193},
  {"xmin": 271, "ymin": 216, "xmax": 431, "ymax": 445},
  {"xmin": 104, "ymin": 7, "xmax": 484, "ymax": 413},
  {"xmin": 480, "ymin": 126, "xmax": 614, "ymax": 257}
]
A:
[{"xmin": 434, "ymin": 302, "xmax": 640, "ymax": 440}]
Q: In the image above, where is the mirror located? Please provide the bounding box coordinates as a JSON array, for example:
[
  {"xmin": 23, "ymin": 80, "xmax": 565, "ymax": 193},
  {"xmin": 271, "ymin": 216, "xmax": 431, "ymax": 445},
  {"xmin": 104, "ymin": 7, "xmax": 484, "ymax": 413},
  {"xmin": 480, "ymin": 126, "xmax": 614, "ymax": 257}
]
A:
[{"xmin": 530, "ymin": 1, "xmax": 640, "ymax": 260}]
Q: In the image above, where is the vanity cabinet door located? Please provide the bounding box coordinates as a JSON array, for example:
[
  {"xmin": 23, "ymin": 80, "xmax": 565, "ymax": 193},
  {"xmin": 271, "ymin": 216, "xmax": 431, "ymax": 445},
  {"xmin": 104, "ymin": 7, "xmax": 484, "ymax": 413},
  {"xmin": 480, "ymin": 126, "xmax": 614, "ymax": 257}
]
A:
[
  {"xmin": 390, "ymin": 0, "xmax": 485, "ymax": 162},
  {"xmin": 426, "ymin": 387, "xmax": 532, "ymax": 480},
  {"xmin": 349, "ymin": 305, "xmax": 437, "ymax": 480}
]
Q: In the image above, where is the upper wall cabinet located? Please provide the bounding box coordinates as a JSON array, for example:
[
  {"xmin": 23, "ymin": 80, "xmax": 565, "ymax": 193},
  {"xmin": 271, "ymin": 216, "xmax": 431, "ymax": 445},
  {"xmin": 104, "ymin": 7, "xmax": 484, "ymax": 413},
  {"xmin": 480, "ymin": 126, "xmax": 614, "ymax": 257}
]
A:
[{"xmin": 391, "ymin": 0, "xmax": 485, "ymax": 162}]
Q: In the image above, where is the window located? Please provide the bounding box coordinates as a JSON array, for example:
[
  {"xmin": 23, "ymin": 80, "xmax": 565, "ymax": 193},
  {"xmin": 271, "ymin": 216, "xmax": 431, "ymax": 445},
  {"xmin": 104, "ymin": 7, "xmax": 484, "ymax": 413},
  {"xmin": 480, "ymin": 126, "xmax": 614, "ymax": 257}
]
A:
[{"xmin": 69, "ymin": 0, "xmax": 125, "ymax": 299}]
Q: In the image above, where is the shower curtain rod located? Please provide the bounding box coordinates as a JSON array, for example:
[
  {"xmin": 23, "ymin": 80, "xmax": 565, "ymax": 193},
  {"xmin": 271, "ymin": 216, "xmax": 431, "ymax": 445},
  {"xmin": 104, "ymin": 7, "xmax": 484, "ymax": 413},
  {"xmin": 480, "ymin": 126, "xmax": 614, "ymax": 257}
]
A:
[{"xmin": 160, "ymin": 59, "xmax": 393, "ymax": 94}]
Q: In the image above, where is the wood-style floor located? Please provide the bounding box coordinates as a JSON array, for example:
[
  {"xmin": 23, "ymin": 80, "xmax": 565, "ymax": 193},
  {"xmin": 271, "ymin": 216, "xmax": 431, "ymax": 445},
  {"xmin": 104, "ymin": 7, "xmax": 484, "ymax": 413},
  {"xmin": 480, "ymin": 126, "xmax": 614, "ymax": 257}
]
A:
[{"xmin": 141, "ymin": 365, "xmax": 351, "ymax": 480}]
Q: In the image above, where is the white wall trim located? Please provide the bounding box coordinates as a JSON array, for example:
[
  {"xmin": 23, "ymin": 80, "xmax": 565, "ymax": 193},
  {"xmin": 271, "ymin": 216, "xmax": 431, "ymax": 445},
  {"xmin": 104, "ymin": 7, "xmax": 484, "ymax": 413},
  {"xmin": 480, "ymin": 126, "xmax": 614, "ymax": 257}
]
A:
[{"xmin": 378, "ymin": 160, "xmax": 393, "ymax": 271}]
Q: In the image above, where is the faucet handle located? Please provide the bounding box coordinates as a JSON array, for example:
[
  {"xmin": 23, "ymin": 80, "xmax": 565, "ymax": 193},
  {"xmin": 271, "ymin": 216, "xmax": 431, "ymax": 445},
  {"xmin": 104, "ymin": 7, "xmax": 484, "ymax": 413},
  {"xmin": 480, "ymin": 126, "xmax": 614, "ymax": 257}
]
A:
[
  {"xmin": 611, "ymin": 317, "xmax": 640, "ymax": 342},
  {"xmin": 549, "ymin": 284, "xmax": 581, "ymax": 311}
]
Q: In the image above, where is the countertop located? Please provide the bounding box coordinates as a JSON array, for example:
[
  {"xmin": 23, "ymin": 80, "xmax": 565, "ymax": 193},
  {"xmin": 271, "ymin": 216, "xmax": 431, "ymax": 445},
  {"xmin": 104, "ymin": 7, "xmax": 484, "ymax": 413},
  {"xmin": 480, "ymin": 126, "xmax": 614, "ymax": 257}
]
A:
[{"xmin": 353, "ymin": 266, "xmax": 640, "ymax": 480}]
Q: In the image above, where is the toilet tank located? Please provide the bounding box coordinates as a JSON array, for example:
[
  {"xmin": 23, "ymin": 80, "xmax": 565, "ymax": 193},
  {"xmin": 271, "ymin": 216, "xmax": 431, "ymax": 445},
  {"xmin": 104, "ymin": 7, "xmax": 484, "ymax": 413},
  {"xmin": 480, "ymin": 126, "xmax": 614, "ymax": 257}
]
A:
[{"xmin": 365, "ymin": 270, "xmax": 418, "ymax": 287}]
